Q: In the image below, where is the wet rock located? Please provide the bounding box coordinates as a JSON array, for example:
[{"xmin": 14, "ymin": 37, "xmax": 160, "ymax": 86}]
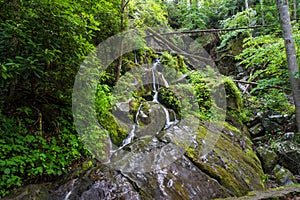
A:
[
  {"xmin": 272, "ymin": 165, "xmax": 296, "ymax": 186},
  {"xmin": 123, "ymin": 156, "xmax": 231, "ymax": 200},
  {"xmin": 283, "ymin": 132, "xmax": 295, "ymax": 141},
  {"xmin": 4, "ymin": 123, "xmax": 265, "ymax": 199},
  {"xmin": 249, "ymin": 123, "xmax": 264, "ymax": 137},
  {"xmin": 79, "ymin": 174, "xmax": 140, "ymax": 200},
  {"xmin": 256, "ymin": 145, "xmax": 278, "ymax": 173},
  {"xmin": 51, "ymin": 165, "xmax": 140, "ymax": 200},
  {"xmin": 186, "ymin": 124, "xmax": 265, "ymax": 196},
  {"xmin": 135, "ymin": 102, "xmax": 166, "ymax": 137},
  {"xmin": 274, "ymin": 141, "xmax": 300, "ymax": 175},
  {"xmin": 3, "ymin": 184, "xmax": 50, "ymax": 200},
  {"xmin": 261, "ymin": 118, "xmax": 282, "ymax": 133}
]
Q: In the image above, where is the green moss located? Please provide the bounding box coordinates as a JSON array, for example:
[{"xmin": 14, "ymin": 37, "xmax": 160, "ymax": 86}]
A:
[
  {"xmin": 187, "ymin": 125, "xmax": 265, "ymax": 196},
  {"xmin": 223, "ymin": 121, "xmax": 241, "ymax": 133},
  {"xmin": 173, "ymin": 181, "xmax": 189, "ymax": 200},
  {"xmin": 158, "ymin": 87, "xmax": 181, "ymax": 115},
  {"xmin": 224, "ymin": 77, "xmax": 242, "ymax": 111}
]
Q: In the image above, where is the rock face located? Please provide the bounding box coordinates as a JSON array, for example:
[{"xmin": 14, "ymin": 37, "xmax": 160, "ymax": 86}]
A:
[
  {"xmin": 4, "ymin": 122, "xmax": 265, "ymax": 200},
  {"xmin": 186, "ymin": 123, "xmax": 265, "ymax": 196},
  {"xmin": 218, "ymin": 186, "xmax": 300, "ymax": 200}
]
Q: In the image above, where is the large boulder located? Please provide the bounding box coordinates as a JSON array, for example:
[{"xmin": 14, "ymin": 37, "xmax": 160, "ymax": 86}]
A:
[
  {"xmin": 4, "ymin": 122, "xmax": 265, "ymax": 200},
  {"xmin": 186, "ymin": 123, "xmax": 265, "ymax": 196},
  {"xmin": 274, "ymin": 141, "xmax": 300, "ymax": 175}
]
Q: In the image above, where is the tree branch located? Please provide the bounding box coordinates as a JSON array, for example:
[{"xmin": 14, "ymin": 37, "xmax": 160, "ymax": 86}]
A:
[{"xmin": 233, "ymin": 79, "xmax": 291, "ymax": 91}]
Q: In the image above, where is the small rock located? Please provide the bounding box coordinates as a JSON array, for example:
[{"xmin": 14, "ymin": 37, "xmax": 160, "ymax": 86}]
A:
[
  {"xmin": 272, "ymin": 165, "xmax": 296, "ymax": 186},
  {"xmin": 268, "ymin": 114, "xmax": 289, "ymax": 125},
  {"xmin": 283, "ymin": 132, "xmax": 295, "ymax": 141},
  {"xmin": 274, "ymin": 141, "xmax": 300, "ymax": 174},
  {"xmin": 256, "ymin": 145, "xmax": 278, "ymax": 173},
  {"xmin": 249, "ymin": 123, "xmax": 264, "ymax": 137}
]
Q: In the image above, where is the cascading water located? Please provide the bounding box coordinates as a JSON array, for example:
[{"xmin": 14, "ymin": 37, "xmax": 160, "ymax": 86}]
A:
[
  {"xmin": 119, "ymin": 59, "xmax": 178, "ymax": 147},
  {"xmin": 64, "ymin": 179, "xmax": 77, "ymax": 200},
  {"xmin": 150, "ymin": 59, "xmax": 177, "ymax": 129}
]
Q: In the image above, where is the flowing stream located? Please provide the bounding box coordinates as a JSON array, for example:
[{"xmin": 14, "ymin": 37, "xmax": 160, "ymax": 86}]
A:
[{"xmin": 120, "ymin": 59, "xmax": 178, "ymax": 147}]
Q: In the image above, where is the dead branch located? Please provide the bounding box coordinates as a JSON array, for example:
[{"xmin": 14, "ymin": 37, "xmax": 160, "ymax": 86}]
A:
[
  {"xmin": 233, "ymin": 79, "xmax": 291, "ymax": 91},
  {"xmin": 146, "ymin": 28, "xmax": 213, "ymax": 68},
  {"xmin": 146, "ymin": 25, "xmax": 275, "ymax": 36}
]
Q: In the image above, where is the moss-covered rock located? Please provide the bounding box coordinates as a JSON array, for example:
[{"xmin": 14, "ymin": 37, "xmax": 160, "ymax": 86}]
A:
[
  {"xmin": 272, "ymin": 165, "xmax": 296, "ymax": 186},
  {"xmin": 256, "ymin": 145, "xmax": 279, "ymax": 173},
  {"xmin": 186, "ymin": 123, "xmax": 265, "ymax": 196}
]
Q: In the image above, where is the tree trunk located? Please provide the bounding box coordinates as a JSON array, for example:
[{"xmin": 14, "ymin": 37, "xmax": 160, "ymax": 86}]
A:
[
  {"xmin": 260, "ymin": 0, "xmax": 265, "ymax": 25},
  {"xmin": 245, "ymin": 0, "xmax": 251, "ymax": 26},
  {"xmin": 293, "ymin": 0, "xmax": 297, "ymax": 20},
  {"xmin": 276, "ymin": 0, "xmax": 300, "ymax": 132},
  {"xmin": 117, "ymin": 0, "xmax": 129, "ymax": 82}
]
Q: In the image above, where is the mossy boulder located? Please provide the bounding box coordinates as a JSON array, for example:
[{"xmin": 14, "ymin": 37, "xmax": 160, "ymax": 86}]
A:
[
  {"xmin": 3, "ymin": 184, "xmax": 49, "ymax": 200},
  {"xmin": 256, "ymin": 145, "xmax": 279, "ymax": 173},
  {"xmin": 272, "ymin": 165, "xmax": 296, "ymax": 186},
  {"xmin": 186, "ymin": 123, "xmax": 265, "ymax": 196},
  {"xmin": 223, "ymin": 77, "xmax": 246, "ymax": 128}
]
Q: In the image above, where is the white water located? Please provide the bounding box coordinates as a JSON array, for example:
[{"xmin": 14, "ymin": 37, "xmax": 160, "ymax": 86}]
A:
[
  {"xmin": 151, "ymin": 59, "xmax": 177, "ymax": 129},
  {"xmin": 159, "ymin": 71, "xmax": 169, "ymax": 88},
  {"xmin": 64, "ymin": 179, "xmax": 77, "ymax": 200},
  {"xmin": 110, "ymin": 59, "xmax": 178, "ymax": 157},
  {"xmin": 153, "ymin": 91, "xmax": 159, "ymax": 103},
  {"xmin": 122, "ymin": 125, "xmax": 136, "ymax": 146},
  {"xmin": 135, "ymin": 104, "xmax": 143, "ymax": 125}
]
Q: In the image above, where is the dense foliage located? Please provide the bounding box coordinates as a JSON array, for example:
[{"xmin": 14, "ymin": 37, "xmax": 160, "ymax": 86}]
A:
[{"xmin": 0, "ymin": 0, "xmax": 120, "ymax": 196}]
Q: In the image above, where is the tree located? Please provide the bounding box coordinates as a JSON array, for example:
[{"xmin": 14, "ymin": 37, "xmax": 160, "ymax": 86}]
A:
[
  {"xmin": 276, "ymin": 0, "xmax": 300, "ymax": 132},
  {"xmin": 117, "ymin": 0, "xmax": 130, "ymax": 82},
  {"xmin": 292, "ymin": 0, "xmax": 297, "ymax": 20},
  {"xmin": 260, "ymin": 0, "xmax": 265, "ymax": 25}
]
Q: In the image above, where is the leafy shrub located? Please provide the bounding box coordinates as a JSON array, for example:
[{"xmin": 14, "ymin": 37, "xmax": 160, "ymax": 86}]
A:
[{"xmin": 0, "ymin": 110, "xmax": 88, "ymax": 197}]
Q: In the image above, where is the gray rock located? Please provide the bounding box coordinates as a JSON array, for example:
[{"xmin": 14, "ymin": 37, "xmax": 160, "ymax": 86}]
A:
[
  {"xmin": 283, "ymin": 132, "xmax": 295, "ymax": 141},
  {"xmin": 3, "ymin": 123, "xmax": 265, "ymax": 200},
  {"xmin": 256, "ymin": 145, "xmax": 278, "ymax": 173},
  {"xmin": 274, "ymin": 141, "xmax": 300, "ymax": 174},
  {"xmin": 268, "ymin": 114, "xmax": 289, "ymax": 125},
  {"xmin": 272, "ymin": 165, "xmax": 296, "ymax": 186},
  {"xmin": 249, "ymin": 123, "xmax": 264, "ymax": 137}
]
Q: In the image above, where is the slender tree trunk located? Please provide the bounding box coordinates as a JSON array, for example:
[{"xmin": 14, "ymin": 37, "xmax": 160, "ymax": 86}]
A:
[
  {"xmin": 117, "ymin": 0, "xmax": 129, "ymax": 82},
  {"xmin": 117, "ymin": 0, "xmax": 125, "ymax": 82},
  {"xmin": 293, "ymin": 0, "xmax": 297, "ymax": 20},
  {"xmin": 245, "ymin": 0, "xmax": 251, "ymax": 25},
  {"xmin": 260, "ymin": 0, "xmax": 265, "ymax": 25},
  {"xmin": 276, "ymin": 0, "xmax": 300, "ymax": 132}
]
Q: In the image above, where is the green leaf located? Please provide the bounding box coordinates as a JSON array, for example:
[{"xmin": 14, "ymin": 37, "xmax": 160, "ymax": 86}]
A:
[{"xmin": 4, "ymin": 168, "xmax": 10, "ymax": 175}]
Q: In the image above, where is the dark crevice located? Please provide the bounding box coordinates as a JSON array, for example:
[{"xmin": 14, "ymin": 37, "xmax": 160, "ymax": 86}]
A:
[{"xmin": 119, "ymin": 171, "xmax": 142, "ymax": 194}]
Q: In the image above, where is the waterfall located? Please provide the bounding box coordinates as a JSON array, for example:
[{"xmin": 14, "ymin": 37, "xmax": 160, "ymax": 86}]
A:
[
  {"xmin": 64, "ymin": 179, "xmax": 77, "ymax": 200},
  {"xmin": 152, "ymin": 59, "xmax": 160, "ymax": 103},
  {"xmin": 162, "ymin": 106, "xmax": 172, "ymax": 129},
  {"xmin": 150, "ymin": 59, "xmax": 177, "ymax": 129},
  {"xmin": 135, "ymin": 104, "xmax": 143, "ymax": 125},
  {"xmin": 113, "ymin": 58, "xmax": 178, "ymax": 154},
  {"xmin": 122, "ymin": 125, "xmax": 136, "ymax": 146}
]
